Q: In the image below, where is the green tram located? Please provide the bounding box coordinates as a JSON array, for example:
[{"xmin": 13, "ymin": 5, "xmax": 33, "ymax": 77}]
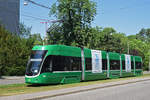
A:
[{"xmin": 25, "ymin": 45, "xmax": 142, "ymax": 84}]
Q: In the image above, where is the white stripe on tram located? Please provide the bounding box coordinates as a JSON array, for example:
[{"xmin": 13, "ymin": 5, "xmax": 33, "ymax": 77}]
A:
[{"xmin": 30, "ymin": 59, "xmax": 42, "ymax": 61}]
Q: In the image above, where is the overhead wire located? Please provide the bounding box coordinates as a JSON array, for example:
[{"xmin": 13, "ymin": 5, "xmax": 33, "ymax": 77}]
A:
[
  {"xmin": 21, "ymin": 14, "xmax": 51, "ymax": 21},
  {"xmin": 0, "ymin": 4, "xmax": 49, "ymax": 22},
  {"xmin": 24, "ymin": 0, "xmax": 51, "ymax": 9},
  {"xmin": 21, "ymin": 10, "xmax": 50, "ymax": 19}
]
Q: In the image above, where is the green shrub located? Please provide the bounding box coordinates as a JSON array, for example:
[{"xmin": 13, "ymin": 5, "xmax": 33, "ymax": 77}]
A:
[
  {"xmin": 6, "ymin": 66, "xmax": 26, "ymax": 76},
  {"xmin": 0, "ymin": 25, "xmax": 35, "ymax": 76}
]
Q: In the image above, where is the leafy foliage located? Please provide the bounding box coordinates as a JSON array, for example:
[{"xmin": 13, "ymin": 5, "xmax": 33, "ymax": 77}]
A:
[
  {"xmin": 136, "ymin": 28, "xmax": 150, "ymax": 42},
  {"xmin": 49, "ymin": 0, "xmax": 96, "ymax": 46},
  {"xmin": 19, "ymin": 23, "xmax": 32, "ymax": 38},
  {"xmin": 0, "ymin": 24, "xmax": 42, "ymax": 76}
]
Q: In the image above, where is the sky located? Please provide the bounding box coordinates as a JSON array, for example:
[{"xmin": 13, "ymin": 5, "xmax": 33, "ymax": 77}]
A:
[{"xmin": 20, "ymin": 0, "xmax": 150, "ymax": 37}]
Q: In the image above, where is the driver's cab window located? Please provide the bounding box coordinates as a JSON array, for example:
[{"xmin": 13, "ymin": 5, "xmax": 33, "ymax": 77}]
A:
[{"xmin": 41, "ymin": 56, "xmax": 52, "ymax": 73}]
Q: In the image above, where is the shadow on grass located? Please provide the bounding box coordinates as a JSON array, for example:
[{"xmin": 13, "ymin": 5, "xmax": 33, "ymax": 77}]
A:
[{"xmin": 27, "ymin": 83, "xmax": 60, "ymax": 87}]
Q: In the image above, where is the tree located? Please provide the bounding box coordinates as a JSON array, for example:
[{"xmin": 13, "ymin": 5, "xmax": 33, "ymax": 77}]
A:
[
  {"xmin": 127, "ymin": 35, "xmax": 137, "ymax": 40},
  {"xmin": 0, "ymin": 24, "xmax": 43, "ymax": 76},
  {"xmin": 134, "ymin": 28, "xmax": 150, "ymax": 70},
  {"xmin": 0, "ymin": 25, "xmax": 29, "ymax": 75},
  {"xmin": 86, "ymin": 26, "xmax": 103, "ymax": 49},
  {"xmin": 90, "ymin": 27, "xmax": 125, "ymax": 53},
  {"xmin": 47, "ymin": 23, "xmax": 64, "ymax": 44},
  {"xmin": 136, "ymin": 28, "xmax": 150, "ymax": 42},
  {"xmin": 49, "ymin": 0, "xmax": 96, "ymax": 46},
  {"xmin": 29, "ymin": 33, "xmax": 43, "ymax": 45},
  {"xmin": 19, "ymin": 22, "xmax": 32, "ymax": 38}
]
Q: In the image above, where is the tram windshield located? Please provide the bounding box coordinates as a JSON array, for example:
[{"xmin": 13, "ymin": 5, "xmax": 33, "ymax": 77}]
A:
[
  {"xmin": 30, "ymin": 50, "xmax": 47, "ymax": 59},
  {"xmin": 26, "ymin": 50, "xmax": 47, "ymax": 76}
]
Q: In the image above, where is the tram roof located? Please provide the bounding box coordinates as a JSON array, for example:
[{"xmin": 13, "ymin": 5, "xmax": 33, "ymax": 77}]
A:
[
  {"xmin": 32, "ymin": 45, "xmax": 82, "ymax": 57},
  {"xmin": 32, "ymin": 45, "xmax": 107, "ymax": 58},
  {"xmin": 31, "ymin": 45, "xmax": 142, "ymax": 61}
]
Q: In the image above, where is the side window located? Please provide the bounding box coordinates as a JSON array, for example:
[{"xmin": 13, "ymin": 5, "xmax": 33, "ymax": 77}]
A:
[
  {"xmin": 41, "ymin": 56, "xmax": 52, "ymax": 73},
  {"xmin": 64, "ymin": 56, "xmax": 72, "ymax": 71},
  {"xmin": 52, "ymin": 56, "xmax": 65, "ymax": 71},
  {"xmin": 110, "ymin": 60, "xmax": 120, "ymax": 70},
  {"xmin": 136, "ymin": 62, "xmax": 142, "ymax": 69},
  {"xmin": 52, "ymin": 56, "xmax": 81, "ymax": 71},
  {"xmin": 71, "ymin": 57, "xmax": 81, "ymax": 71},
  {"xmin": 85, "ymin": 58, "xmax": 92, "ymax": 70},
  {"xmin": 102, "ymin": 59, "xmax": 107, "ymax": 70},
  {"xmin": 122, "ymin": 60, "xmax": 125, "ymax": 70},
  {"xmin": 131, "ymin": 61, "xmax": 134, "ymax": 69}
]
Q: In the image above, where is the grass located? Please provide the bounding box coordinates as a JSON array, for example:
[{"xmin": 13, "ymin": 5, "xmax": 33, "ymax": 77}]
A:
[{"xmin": 0, "ymin": 74, "xmax": 150, "ymax": 96}]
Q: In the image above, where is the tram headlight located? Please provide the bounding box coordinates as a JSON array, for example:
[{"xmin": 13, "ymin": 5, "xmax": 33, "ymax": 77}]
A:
[
  {"xmin": 34, "ymin": 70, "xmax": 38, "ymax": 73},
  {"xmin": 43, "ymin": 75, "xmax": 46, "ymax": 77}
]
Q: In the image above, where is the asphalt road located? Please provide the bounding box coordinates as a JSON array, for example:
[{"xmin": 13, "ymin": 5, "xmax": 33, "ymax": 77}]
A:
[
  {"xmin": 43, "ymin": 80, "xmax": 150, "ymax": 100},
  {"xmin": 0, "ymin": 76, "xmax": 25, "ymax": 85}
]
